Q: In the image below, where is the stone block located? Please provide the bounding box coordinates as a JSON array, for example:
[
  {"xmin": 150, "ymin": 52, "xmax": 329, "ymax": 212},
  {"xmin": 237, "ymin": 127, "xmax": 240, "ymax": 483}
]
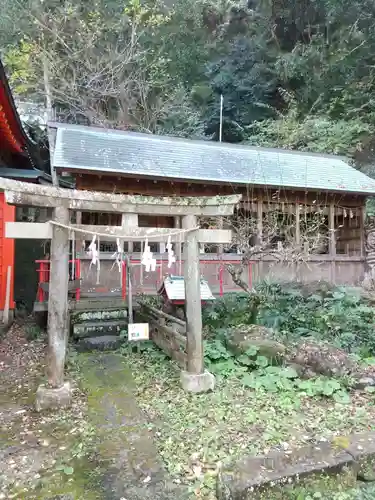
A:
[
  {"xmin": 180, "ymin": 370, "xmax": 215, "ymax": 393},
  {"xmin": 216, "ymin": 442, "xmax": 357, "ymax": 499},
  {"xmin": 345, "ymin": 432, "xmax": 375, "ymax": 481},
  {"xmin": 35, "ymin": 382, "xmax": 72, "ymax": 412},
  {"xmin": 73, "ymin": 320, "xmax": 126, "ymax": 339},
  {"xmin": 76, "ymin": 335, "xmax": 122, "ymax": 352}
]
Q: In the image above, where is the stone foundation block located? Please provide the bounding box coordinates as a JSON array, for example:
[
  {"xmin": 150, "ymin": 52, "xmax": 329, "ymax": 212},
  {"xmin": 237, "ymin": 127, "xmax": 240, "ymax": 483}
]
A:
[
  {"xmin": 180, "ymin": 370, "xmax": 215, "ymax": 393},
  {"xmin": 35, "ymin": 382, "xmax": 72, "ymax": 412},
  {"xmin": 76, "ymin": 335, "xmax": 122, "ymax": 352}
]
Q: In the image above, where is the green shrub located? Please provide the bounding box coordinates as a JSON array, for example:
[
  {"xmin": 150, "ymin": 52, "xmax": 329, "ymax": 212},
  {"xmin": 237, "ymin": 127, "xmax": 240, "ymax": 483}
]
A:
[
  {"xmin": 204, "ymin": 336, "xmax": 350, "ymax": 403},
  {"xmin": 24, "ymin": 324, "xmax": 43, "ymax": 341},
  {"xmin": 203, "ymin": 283, "xmax": 375, "ymax": 356},
  {"xmin": 202, "ymin": 292, "xmax": 254, "ymax": 331},
  {"xmin": 257, "ymin": 284, "xmax": 375, "ymax": 355}
]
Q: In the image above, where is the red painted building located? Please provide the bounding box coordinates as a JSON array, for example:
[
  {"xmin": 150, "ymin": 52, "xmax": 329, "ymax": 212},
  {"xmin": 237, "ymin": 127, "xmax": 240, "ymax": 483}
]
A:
[{"xmin": 0, "ymin": 58, "xmax": 62, "ymax": 321}]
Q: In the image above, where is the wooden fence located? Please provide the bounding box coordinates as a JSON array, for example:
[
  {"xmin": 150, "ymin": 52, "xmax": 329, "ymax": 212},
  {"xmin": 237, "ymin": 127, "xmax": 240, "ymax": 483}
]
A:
[{"xmin": 138, "ymin": 302, "xmax": 187, "ymax": 368}]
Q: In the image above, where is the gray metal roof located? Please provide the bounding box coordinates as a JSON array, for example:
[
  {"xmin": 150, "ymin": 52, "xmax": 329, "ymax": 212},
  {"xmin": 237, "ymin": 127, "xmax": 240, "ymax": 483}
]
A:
[
  {"xmin": 0, "ymin": 168, "xmax": 42, "ymax": 180},
  {"xmin": 51, "ymin": 123, "xmax": 375, "ymax": 195},
  {"xmin": 0, "ymin": 167, "xmax": 73, "ymax": 187}
]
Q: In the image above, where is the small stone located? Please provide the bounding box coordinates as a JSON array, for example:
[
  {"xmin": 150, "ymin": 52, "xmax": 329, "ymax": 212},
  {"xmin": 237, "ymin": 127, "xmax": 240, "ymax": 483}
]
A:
[{"xmin": 354, "ymin": 376, "xmax": 375, "ymax": 390}]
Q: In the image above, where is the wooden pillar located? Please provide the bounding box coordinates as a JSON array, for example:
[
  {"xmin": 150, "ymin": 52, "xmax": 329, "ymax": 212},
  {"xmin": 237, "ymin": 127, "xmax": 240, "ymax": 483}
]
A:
[
  {"xmin": 75, "ymin": 211, "xmax": 83, "ymax": 257},
  {"xmin": 218, "ymin": 216, "xmax": 224, "ymax": 254},
  {"xmin": 360, "ymin": 205, "xmax": 365, "ymax": 258},
  {"xmin": 122, "ymin": 213, "xmax": 138, "ymax": 254},
  {"xmin": 182, "ymin": 214, "xmax": 203, "ymax": 374},
  {"xmin": 257, "ymin": 200, "xmax": 263, "ymax": 243},
  {"xmin": 46, "ymin": 206, "xmax": 70, "ymax": 388},
  {"xmin": 295, "ymin": 203, "xmax": 301, "ymax": 246},
  {"xmin": 257, "ymin": 200, "xmax": 263, "ymax": 280},
  {"xmin": 174, "ymin": 215, "xmax": 182, "ymax": 262},
  {"xmin": 295, "ymin": 203, "xmax": 301, "ymax": 281},
  {"xmin": 329, "ymin": 202, "xmax": 336, "ymax": 283}
]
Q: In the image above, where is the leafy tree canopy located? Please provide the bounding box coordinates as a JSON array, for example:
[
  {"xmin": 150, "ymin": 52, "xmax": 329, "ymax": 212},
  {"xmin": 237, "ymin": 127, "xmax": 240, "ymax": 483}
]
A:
[{"xmin": 1, "ymin": 0, "xmax": 375, "ymax": 166}]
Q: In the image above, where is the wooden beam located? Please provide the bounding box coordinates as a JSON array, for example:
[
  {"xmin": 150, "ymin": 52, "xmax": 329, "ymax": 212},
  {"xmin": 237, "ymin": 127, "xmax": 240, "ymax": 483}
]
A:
[
  {"xmin": 151, "ymin": 330, "xmax": 187, "ymax": 368},
  {"xmin": 46, "ymin": 206, "xmax": 70, "ymax": 388},
  {"xmin": 1, "ymin": 177, "xmax": 241, "ymax": 216},
  {"xmin": 6, "ymin": 222, "xmax": 52, "ymax": 239},
  {"xmin": 182, "ymin": 215, "xmax": 203, "ymax": 374},
  {"xmin": 5, "ymin": 222, "xmax": 233, "ymax": 244},
  {"xmin": 141, "ymin": 303, "xmax": 186, "ymax": 328}
]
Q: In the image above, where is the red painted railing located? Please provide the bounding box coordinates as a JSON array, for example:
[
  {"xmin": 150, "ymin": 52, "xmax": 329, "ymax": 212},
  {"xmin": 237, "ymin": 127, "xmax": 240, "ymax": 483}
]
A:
[
  {"xmin": 35, "ymin": 259, "xmax": 81, "ymax": 302},
  {"xmin": 35, "ymin": 257, "xmax": 253, "ymax": 302}
]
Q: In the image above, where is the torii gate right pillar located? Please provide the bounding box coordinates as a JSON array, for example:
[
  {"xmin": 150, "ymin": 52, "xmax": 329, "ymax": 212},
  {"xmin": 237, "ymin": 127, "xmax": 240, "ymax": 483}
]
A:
[{"xmin": 180, "ymin": 214, "xmax": 215, "ymax": 392}]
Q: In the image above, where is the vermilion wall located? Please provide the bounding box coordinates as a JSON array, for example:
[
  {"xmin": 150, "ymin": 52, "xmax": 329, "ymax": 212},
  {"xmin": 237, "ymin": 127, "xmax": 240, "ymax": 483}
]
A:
[{"xmin": 0, "ymin": 192, "xmax": 15, "ymax": 312}]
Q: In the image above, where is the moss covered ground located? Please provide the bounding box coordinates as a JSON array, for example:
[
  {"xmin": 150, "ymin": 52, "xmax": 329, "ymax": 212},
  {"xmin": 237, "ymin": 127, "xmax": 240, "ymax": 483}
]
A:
[{"xmin": 2, "ymin": 325, "xmax": 375, "ymax": 499}]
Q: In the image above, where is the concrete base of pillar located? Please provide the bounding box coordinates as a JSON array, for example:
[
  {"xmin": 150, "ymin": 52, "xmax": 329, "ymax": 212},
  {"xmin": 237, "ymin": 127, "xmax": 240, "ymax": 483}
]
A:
[
  {"xmin": 35, "ymin": 381, "xmax": 72, "ymax": 412},
  {"xmin": 0, "ymin": 309, "xmax": 14, "ymax": 338},
  {"xmin": 180, "ymin": 370, "xmax": 215, "ymax": 393}
]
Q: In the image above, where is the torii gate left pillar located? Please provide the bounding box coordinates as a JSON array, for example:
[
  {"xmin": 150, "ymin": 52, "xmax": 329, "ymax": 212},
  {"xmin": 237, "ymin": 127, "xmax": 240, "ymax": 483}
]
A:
[{"xmin": 35, "ymin": 206, "xmax": 71, "ymax": 410}]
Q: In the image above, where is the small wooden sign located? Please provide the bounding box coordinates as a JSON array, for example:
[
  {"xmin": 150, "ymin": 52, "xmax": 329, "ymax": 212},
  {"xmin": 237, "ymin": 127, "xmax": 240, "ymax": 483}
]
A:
[{"xmin": 128, "ymin": 323, "xmax": 149, "ymax": 341}]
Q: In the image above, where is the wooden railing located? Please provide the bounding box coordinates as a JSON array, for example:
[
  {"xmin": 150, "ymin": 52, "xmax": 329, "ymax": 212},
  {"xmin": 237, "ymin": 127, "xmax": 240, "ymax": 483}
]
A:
[{"xmin": 138, "ymin": 302, "xmax": 187, "ymax": 368}]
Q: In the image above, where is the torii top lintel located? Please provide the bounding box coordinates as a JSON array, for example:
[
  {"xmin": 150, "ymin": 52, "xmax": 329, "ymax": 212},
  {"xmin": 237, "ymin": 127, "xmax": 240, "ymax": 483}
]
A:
[{"xmin": 0, "ymin": 177, "xmax": 241, "ymax": 216}]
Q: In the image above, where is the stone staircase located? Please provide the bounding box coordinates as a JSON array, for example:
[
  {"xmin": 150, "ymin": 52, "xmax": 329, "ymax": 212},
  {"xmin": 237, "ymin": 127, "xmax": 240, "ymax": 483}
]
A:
[{"xmin": 71, "ymin": 307, "xmax": 128, "ymax": 352}]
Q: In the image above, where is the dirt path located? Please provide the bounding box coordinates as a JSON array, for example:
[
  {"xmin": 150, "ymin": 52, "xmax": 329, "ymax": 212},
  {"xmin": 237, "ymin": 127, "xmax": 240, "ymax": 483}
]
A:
[
  {"xmin": 80, "ymin": 353, "xmax": 186, "ymax": 499},
  {"xmin": 0, "ymin": 324, "xmax": 93, "ymax": 498},
  {"xmin": 0, "ymin": 325, "xmax": 188, "ymax": 499}
]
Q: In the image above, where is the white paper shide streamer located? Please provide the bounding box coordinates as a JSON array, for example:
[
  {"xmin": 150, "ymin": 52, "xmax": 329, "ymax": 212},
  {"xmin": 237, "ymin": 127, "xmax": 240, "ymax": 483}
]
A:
[
  {"xmin": 87, "ymin": 235, "xmax": 99, "ymax": 267},
  {"xmin": 111, "ymin": 238, "xmax": 123, "ymax": 272},
  {"xmin": 166, "ymin": 235, "xmax": 176, "ymax": 269},
  {"xmin": 141, "ymin": 239, "xmax": 156, "ymax": 272}
]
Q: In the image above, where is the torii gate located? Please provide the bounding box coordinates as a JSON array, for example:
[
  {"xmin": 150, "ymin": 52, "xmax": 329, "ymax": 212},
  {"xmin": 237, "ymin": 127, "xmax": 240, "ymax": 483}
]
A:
[{"xmin": 1, "ymin": 177, "xmax": 240, "ymax": 410}]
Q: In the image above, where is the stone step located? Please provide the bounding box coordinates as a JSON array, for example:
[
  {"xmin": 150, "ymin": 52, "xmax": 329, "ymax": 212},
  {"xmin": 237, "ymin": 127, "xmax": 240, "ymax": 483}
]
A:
[
  {"xmin": 76, "ymin": 335, "xmax": 122, "ymax": 352},
  {"xmin": 73, "ymin": 320, "xmax": 127, "ymax": 339},
  {"xmin": 71, "ymin": 308, "xmax": 127, "ymax": 325}
]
